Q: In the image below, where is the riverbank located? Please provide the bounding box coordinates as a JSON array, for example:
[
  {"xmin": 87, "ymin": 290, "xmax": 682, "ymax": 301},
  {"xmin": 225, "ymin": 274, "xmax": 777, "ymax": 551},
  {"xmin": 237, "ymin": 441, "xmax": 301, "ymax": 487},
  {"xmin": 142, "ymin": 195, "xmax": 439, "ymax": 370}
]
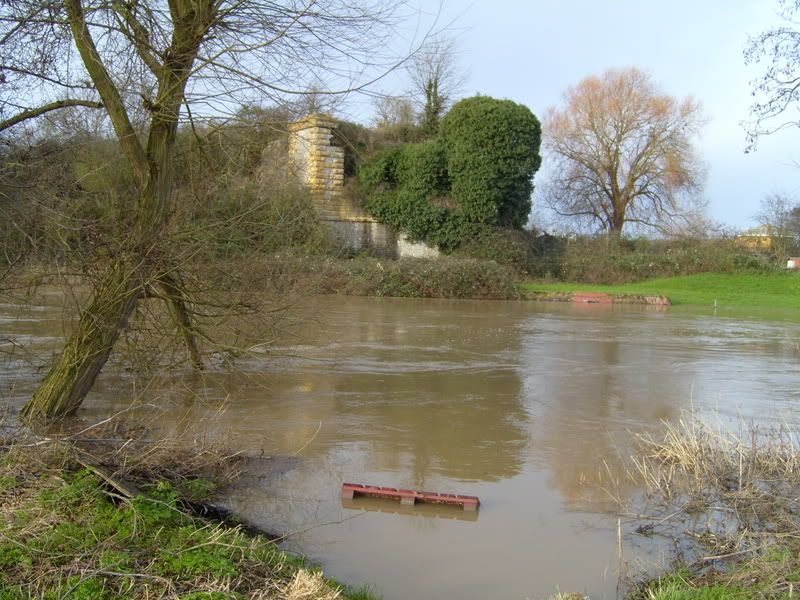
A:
[
  {"xmin": 9, "ymin": 257, "xmax": 800, "ymax": 307},
  {"xmin": 0, "ymin": 430, "xmax": 375, "ymax": 600},
  {"xmin": 207, "ymin": 258, "xmax": 800, "ymax": 308},
  {"xmin": 205, "ymin": 253, "xmax": 522, "ymax": 300},
  {"xmin": 519, "ymin": 272, "xmax": 800, "ymax": 308},
  {"xmin": 633, "ymin": 547, "xmax": 800, "ymax": 599}
]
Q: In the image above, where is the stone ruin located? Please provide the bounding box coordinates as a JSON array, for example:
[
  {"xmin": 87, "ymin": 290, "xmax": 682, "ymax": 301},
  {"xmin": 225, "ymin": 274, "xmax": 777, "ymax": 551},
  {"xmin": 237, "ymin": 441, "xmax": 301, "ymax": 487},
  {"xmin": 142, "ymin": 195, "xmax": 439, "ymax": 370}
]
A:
[{"xmin": 287, "ymin": 113, "xmax": 439, "ymax": 259}]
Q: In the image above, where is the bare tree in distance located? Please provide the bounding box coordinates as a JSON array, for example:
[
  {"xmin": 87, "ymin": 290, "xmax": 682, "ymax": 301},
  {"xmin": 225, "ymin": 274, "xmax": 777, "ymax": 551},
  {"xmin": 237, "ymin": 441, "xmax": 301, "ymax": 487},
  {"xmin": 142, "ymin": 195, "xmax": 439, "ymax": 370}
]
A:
[
  {"xmin": 368, "ymin": 94, "xmax": 421, "ymax": 142},
  {"xmin": 541, "ymin": 67, "xmax": 707, "ymax": 237},
  {"xmin": 744, "ymin": 0, "xmax": 800, "ymax": 149},
  {"xmin": 754, "ymin": 191, "xmax": 800, "ymax": 237},
  {"xmin": 406, "ymin": 36, "xmax": 466, "ymax": 136},
  {"xmin": 372, "ymin": 95, "xmax": 416, "ymax": 129},
  {"xmin": 0, "ymin": 0, "xmax": 416, "ymax": 421}
]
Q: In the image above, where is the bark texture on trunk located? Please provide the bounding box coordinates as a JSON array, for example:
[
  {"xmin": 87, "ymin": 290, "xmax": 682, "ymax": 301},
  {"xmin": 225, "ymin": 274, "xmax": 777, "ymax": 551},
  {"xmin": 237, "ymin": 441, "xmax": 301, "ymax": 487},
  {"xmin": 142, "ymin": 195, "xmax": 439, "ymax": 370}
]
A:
[
  {"xmin": 22, "ymin": 260, "xmax": 143, "ymax": 420},
  {"xmin": 159, "ymin": 271, "xmax": 204, "ymax": 371},
  {"xmin": 21, "ymin": 0, "xmax": 214, "ymax": 421}
]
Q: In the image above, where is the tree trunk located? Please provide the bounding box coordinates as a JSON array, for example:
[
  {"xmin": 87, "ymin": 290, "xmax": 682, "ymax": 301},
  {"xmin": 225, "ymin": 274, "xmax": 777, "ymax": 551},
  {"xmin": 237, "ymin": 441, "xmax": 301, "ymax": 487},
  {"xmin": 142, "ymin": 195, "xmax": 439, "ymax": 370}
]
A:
[
  {"xmin": 159, "ymin": 271, "xmax": 204, "ymax": 371},
  {"xmin": 609, "ymin": 207, "xmax": 625, "ymax": 237},
  {"xmin": 21, "ymin": 259, "xmax": 144, "ymax": 421},
  {"xmin": 20, "ymin": 0, "xmax": 213, "ymax": 422},
  {"xmin": 21, "ymin": 262, "xmax": 205, "ymax": 421}
]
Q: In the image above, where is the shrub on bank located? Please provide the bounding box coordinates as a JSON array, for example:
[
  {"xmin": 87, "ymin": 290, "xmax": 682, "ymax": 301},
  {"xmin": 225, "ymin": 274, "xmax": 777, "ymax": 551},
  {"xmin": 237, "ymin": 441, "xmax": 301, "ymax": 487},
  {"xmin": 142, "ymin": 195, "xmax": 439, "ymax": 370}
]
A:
[
  {"xmin": 226, "ymin": 254, "xmax": 519, "ymax": 300},
  {"xmin": 527, "ymin": 236, "xmax": 782, "ymax": 284},
  {"xmin": 454, "ymin": 227, "xmax": 537, "ymax": 276},
  {"xmin": 175, "ymin": 181, "xmax": 338, "ymax": 260},
  {"xmin": 358, "ymin": 95, "xmax": 542, "ymax": 251}
]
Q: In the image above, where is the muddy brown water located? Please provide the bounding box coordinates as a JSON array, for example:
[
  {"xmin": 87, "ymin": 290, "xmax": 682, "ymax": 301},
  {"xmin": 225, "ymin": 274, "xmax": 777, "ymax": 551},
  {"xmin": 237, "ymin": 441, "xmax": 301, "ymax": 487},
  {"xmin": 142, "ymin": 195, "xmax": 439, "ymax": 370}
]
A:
[{"xmin": 3, "ymin": 295, "xmax": 800, "ymax": 599}]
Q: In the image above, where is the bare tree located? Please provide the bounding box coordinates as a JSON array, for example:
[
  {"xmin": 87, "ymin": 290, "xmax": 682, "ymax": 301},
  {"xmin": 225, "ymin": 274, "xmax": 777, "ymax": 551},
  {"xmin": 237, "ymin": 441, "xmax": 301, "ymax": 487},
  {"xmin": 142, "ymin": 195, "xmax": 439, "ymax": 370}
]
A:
[
  {"xmin": 369, "ymin": 93, "xmax": 420, "ymax": 142},
  {"xmin": 541, "ymin": 67, "xmax": 707, "ymax": 236},
  {"xmin": 755, "ymin": 191, "xmax": 800, "ymax": 236},
  {"xmin": 406, "ymin": 36, "xmax": 465, "ymax": 136},
  {"xmin": 744, "ymin": 0, "xmax": 800, "ymax": 149},
  {"xmin": 0, "ymin": 0, "xmax": 408, "ymax": 421},
  {"xmin": 372, "ymin": 95, "xmax": 416, "ymax": 129}
]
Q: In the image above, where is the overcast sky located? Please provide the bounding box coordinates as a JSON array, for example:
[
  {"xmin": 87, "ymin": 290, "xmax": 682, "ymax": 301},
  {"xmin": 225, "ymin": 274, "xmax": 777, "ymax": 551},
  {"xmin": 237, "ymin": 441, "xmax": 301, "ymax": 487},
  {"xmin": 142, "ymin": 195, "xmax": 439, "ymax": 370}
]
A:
[{"xmin": 361, "ymin": 0, "xmax": 800, "ymax": 232}]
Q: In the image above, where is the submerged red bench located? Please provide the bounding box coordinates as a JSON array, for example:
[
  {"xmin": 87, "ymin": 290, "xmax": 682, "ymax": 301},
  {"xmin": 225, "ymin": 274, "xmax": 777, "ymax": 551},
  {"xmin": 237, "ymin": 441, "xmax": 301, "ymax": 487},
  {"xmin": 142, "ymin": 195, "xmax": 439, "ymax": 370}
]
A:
[
  {"xmin": 341, "ymin": 483, "xmax": 480, "ymax": 512},
  {"xmin": 572, "ymin": 292, "xmax": 613, "ymax": 304}
]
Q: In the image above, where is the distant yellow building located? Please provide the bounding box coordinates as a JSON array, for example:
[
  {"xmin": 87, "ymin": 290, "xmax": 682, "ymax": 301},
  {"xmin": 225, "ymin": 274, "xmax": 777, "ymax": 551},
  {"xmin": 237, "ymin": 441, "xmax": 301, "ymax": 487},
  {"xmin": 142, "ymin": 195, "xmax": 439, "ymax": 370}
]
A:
[{"xmin": 735, "ymin": 224, "xmax": 795, "ymax": 250}]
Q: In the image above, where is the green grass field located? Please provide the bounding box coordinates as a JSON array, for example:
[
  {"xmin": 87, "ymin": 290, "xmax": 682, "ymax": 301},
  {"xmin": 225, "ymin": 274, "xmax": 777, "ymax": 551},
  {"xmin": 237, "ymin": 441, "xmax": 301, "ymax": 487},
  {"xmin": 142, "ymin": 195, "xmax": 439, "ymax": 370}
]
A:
[{"xmin": 519, "ymin": 272, "xmax": 800, "ymax": 308}]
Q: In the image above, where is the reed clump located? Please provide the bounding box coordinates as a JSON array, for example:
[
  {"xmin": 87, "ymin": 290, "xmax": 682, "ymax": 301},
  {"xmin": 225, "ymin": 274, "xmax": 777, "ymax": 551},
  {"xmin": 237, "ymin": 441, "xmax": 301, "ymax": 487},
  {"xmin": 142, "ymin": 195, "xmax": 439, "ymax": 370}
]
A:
[
  {"xmin": 628, "ymin": 412, "xmax": 800, "ymax": 599},
  {"xmin": 633, "ymin": 415, "xmax": 800, "ymax": 501}
]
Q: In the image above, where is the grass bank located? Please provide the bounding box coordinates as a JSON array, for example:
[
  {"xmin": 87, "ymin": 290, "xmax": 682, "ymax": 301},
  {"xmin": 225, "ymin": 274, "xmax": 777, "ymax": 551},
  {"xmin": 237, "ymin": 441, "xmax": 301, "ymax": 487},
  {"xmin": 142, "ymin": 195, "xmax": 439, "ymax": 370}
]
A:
[
  {"xmin": 519, "ymin": 272, "xmax": 800, "ymax": 308},
  {"xmin": 0, "ymin": 434, "xmax": 375, "ymax": 600},
  {"xmin": 635, "ymin": 552, "xmax": 800, "ymax": 599}
]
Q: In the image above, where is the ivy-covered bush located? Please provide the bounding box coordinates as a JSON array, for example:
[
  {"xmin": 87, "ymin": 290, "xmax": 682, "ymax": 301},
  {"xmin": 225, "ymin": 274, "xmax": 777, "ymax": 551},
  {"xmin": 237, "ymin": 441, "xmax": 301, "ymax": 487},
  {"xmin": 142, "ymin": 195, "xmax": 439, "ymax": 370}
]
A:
[
  {"xmin": 358, "ymin": 146, "xmax": 403, "ymax": 190},
  {"xmin": 442, "ymin": 96, "xmax": 541, "ymax": 229},
  {"xmin": 358, "ymin": 95, "xmax": 541, "ymax": 251},
  {"xmin": 394, "ymin": 139, "xmax": 450, "ymax": 194},
  {"xmin": 365, "ymin": 189, "xmax": 467, "ymax": 252}
]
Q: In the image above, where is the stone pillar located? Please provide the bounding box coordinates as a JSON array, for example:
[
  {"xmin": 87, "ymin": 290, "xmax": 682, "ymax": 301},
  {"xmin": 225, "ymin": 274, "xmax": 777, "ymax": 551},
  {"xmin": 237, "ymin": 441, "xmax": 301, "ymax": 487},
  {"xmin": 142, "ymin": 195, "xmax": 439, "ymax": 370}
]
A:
[
  {"xmin": 287, "ymin": 114, "xmax": 345, "ymax": 201},
  {"xmin": 286, "ymin": 113, "xmax": 400, "ymax": 258}
]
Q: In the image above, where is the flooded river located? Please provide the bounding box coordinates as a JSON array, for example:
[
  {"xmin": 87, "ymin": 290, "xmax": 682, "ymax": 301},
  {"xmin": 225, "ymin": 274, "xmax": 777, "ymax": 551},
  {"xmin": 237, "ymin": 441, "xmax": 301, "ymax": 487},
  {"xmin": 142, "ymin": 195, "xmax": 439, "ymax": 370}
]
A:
[{"xmin": 2, "ymin": 295, "xmax": 800, "ymax": 599}]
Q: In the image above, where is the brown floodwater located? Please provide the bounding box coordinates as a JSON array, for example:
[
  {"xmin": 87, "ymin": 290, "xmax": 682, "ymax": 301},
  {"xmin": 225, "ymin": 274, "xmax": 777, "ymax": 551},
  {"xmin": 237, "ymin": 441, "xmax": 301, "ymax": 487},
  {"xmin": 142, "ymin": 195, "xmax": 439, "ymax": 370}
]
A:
[{"xmin": 3, "ymin": 295, "xmax": 800, "ymax": 599}]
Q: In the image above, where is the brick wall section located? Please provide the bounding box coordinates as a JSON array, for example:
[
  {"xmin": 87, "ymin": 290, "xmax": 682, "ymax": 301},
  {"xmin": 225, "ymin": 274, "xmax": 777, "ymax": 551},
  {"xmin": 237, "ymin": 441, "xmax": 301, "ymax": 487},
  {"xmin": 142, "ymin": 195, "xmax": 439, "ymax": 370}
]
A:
[{"xmin": 287, "ymin": 114, "xmax": 378, "ymax": 223}]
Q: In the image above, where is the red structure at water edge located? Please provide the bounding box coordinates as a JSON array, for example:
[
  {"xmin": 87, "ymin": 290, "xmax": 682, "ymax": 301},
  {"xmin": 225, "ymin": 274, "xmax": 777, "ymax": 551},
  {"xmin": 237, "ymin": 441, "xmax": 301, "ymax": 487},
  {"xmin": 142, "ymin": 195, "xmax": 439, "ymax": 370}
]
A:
[
  {"xmin": 341, "ymin": 483, "xmax": 480, "ymax": 512},
  {"xmin": 572, "ymin": 292, "xmax": 613, "ymax": 304}
]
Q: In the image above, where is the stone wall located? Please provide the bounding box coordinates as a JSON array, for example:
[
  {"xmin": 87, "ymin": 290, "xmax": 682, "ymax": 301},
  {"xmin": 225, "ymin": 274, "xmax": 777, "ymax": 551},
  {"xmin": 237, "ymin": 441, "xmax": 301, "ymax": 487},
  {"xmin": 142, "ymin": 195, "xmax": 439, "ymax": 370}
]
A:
[
  {"xmin": 326, "ymin": 220, "xmax": 398, "ymax": 258},
  {"xmin": 287, "ymin": 113, "xmax": 439, "ymax": 259},
  {"xmin": 397, "ymin": 234, "xmax": 441, "ymax": 259},
  {"xmin": 288, "ymin": 114, "xmax": 365, "ymax": 223}
]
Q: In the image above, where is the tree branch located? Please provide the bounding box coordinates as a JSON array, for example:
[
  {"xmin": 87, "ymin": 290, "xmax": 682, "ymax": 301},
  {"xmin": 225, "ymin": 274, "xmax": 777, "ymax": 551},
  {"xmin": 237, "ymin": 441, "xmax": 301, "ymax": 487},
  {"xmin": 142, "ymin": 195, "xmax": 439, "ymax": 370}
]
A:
[
  {"xmin": 0, "ymin": 99, "xmax": 103, "ymax": 133},
  {"xmin": 64, "ymin": 0, "xmax": 149, "ymax": 185},
  {"xmin": 110, "ymin": 0, "xmax": 163, "ymax": 75},
  {"xmin": 0, "ymin": 65, "xmax": 93, "ymax": 90}
]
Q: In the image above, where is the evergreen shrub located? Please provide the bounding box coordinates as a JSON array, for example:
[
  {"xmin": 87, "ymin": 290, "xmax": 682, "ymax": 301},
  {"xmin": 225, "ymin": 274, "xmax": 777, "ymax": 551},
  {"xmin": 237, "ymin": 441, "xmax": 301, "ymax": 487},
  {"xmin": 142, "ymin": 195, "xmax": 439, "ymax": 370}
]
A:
[
  {"xmin": 358, "ymin": 95, "xmax": 542, "ymax": 251},
  {"xmin": 441, "ymin": 96, "xmax": 541, "ymax": 228}
]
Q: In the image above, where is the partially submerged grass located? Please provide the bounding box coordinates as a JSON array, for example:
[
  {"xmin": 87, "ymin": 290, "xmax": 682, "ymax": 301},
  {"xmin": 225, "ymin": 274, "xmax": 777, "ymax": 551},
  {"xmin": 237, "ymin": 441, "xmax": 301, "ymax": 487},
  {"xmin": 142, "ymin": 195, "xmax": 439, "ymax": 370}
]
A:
[
  {"xmin": 633, "ymin": 415, "xmax": 800, "ymax": 500},
  {"xmin": 0, "ymin": 428, "xmax": 375, "ymax": 600},
  {"xmin": 627, "ymin": 413, "xmax": 800, "ymax": 599},
  {"xmin": 519, "ymin": 272, "xmax": 800, "ymax": 308}
]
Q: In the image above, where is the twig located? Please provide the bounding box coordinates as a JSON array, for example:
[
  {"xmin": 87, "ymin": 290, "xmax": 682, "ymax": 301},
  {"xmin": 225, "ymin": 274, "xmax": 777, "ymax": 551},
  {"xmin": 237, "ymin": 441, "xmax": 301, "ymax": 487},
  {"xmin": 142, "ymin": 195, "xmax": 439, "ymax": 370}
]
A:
[
  {"xmin": 270, "ymin": 513, "xmax": 365, "ymax": 543},
  {"xmin": 64, "ymin": 404, "xmax": 160, "ymax": 440},
  {"xmin": 292, "ymin": 421, "xmax": 322, "ymax": 456},
  {"xmin": 93, "ymin": 569, "xmax": 171, "ymax": 584},
  {"xmin": 616, "ymin": 517, "xmax": 623, "ymax": 600},
  {"xmin": 697, "ymin": 542, "xmax": 774, "ymax": 563}
]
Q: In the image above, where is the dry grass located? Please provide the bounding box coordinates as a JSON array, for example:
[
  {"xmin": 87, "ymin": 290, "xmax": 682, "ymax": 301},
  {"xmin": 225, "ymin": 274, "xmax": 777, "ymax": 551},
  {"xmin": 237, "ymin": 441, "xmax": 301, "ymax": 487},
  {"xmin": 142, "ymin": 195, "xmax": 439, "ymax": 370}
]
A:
[
  {"xmin": 0, "ymin": 416, "xmax": 371, "ymax": 600},
  {"xmin": 2, "ymin": 407, "xmax": 249, "ymax": 498},
  {"xmin": 284, "ymin": 571, "xmax": 342, "ymax": 600},
  {"xmin": 625, "ymin": 411, "xmax": 800, "ymax": 598},
  {"xmin": 634, "ymin": 415, "xmax": 800, "ymax": 492}
]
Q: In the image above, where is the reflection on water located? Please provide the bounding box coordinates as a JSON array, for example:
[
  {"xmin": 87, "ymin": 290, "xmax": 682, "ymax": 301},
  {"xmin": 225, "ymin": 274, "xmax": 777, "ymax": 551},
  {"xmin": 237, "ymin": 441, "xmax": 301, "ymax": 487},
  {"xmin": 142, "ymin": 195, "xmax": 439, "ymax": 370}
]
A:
[
  {"xmin": 341, "ymin": 497, "xmax": 480, "ymax": 522},
  {"xmin": 3, "ymin": 295, "xmax": 800, "ymax": 599}
]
